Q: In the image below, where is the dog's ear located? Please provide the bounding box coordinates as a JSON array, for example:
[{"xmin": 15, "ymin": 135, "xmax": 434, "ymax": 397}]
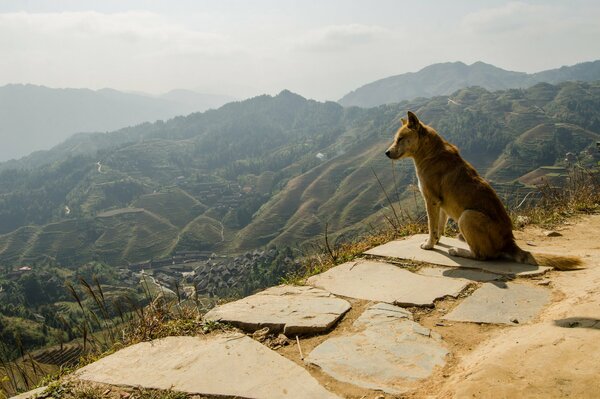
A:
[
  {"xmin": 400, "ymin": 117, "xmax": 407, "ymax": 125},
  {"xmin": 407, "ymin": 111, "xmax": 420, "ymax": 128}
]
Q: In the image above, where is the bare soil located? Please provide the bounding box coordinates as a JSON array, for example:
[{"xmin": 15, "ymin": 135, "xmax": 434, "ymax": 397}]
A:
[{"xmin": 284, "ymin": 214, "xmax": 600, "ymax": 398}]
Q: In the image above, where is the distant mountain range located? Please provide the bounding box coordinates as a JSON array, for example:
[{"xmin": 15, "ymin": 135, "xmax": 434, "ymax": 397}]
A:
[
  {"xmin": 338, "ymin": 60, "xmax": 600, "ymax": 108},
  {"xmin": 0, "ymin": 84, "xmax": 234, "ymax": 161},
  {"xmin": 0, "ymin": 82, "xmax": 599, "ymax": 268}
]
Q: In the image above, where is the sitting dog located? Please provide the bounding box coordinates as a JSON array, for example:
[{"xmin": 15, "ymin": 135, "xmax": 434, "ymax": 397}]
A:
[{"xmin": 385, "ymin": 111, "xmax": 581, "ymax": 270}]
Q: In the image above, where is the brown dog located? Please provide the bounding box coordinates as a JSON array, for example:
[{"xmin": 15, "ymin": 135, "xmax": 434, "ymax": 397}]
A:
[{"xmin": 385, "ymin": 111, "xmax": 581, "ymax": 270}]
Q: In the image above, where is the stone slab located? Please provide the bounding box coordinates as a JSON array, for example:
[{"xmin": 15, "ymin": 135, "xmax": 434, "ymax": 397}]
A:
[
  {"xmin": 76, "ymin": 334, "xmax": 340, "ymax": 399},
  {"xmin": 307, "ymin": 260, "xmax": 468, "ymax": 307},
  {"xmin": 365, "ymin": 234, "xmax": 552, "ymax": 276},
  {"xmin": 307, "ymin": 303, "xmax": 448, "ymax": 394},
  {"xmin": 443, "ymin": 282, "xmax": 551, "ymax": 325},
  {"xmin": 204, "ymin": 285, "xmax": 351, "ymax": 335}
]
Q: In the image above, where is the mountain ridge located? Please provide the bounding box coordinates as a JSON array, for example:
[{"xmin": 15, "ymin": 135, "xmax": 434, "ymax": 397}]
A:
[{"xmin": 339, "ymin": 60, "xmax": 600, "ymax": 108}]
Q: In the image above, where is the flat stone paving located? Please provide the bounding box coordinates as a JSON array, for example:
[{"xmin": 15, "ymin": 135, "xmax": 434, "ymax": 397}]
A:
[
  {"xmin": 307, "ymin": 260, "xmax": 468, "ymax": 307},
  {"xmin": 365, "ymin": 234, "xmax": 552, "ymax": 276},
  {"xmin": 204, "ymin": 285, "xmax": 351, "ymax": 335},
  {"xmin": 76, "ymin": 334, "xmax": 340, "ymax": 399},
  {"xmin": 443, "ymin": 282, "xmax": 551, "ymax": 325},
  {"xmin": 307, "ymin": 303, "xmax": 448, "ymax": 395}
]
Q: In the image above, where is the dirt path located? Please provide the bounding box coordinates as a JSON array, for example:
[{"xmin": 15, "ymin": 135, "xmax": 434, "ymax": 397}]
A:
[{"xmin": 428, "ymin": 215, "xmax": 600, "ymax": 398}]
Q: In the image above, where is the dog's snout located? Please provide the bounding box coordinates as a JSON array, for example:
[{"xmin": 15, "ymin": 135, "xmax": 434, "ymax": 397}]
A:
[{"xmin": 385, "ymin": 149, "xmax": 391, "ymax": 158}]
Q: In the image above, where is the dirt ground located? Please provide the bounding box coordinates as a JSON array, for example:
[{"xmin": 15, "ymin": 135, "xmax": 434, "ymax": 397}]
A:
[
  {"xmin": 280, "ymin": 214, "xmax": 600, "ymax": 399},
  {"xmin": 427, "ymin": 215, "xmax": 600, "ymax": 399}
]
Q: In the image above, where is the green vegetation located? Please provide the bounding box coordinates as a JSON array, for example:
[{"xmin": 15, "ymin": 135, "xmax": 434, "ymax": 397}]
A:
[{"xmin": 0, "ymin": 82, "xmax": 599, "ymax": 266}]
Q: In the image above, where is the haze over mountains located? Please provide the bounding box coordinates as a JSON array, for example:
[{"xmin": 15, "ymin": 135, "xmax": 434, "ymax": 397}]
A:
[
  {"xmin": 339, "ymin": 60, "xmax": 600, "ymax": 108},
  {"xmin": 0, "ymin": 84, "xmax": 234, "ymax": 161}
]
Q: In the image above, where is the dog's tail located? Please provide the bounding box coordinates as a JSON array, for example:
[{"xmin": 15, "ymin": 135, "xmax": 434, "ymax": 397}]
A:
[{"xmin": 508, "ymin": 243, "xmax": 583, "ymax": 271}]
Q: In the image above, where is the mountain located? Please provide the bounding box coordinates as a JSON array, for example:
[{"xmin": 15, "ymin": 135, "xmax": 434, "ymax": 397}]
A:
[
  {"xmin": 338, "ymin": 60, "xmax": 600, "ymax": 108},
  {"xmin": 0, "ymin": 83, "xmax": 599, "ymax": 268},
  {"xmin": 0, "ymin": 84, "xmax": 233, "ymax": 162}
]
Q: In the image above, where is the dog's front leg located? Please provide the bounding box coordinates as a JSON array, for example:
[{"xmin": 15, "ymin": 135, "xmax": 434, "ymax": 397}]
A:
[
  {"xmin": 437, "ymin": 209, "xmax": 448, "ymax": 243},
  {"xmin": 421, "ymin": 198, "xmax": 440, "ymax": 250}
]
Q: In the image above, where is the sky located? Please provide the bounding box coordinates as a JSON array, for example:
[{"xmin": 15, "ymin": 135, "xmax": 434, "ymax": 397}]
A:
[{"xmin": 1, "ymin": 0, "xmax": 600, "ymax": 101}]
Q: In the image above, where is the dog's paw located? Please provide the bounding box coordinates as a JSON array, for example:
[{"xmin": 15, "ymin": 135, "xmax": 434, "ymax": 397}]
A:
[
  {"xmin": 448, "ymin": 247, "xmax": 459, "ymax": 256},
  {"xmin": 420, "ymin": 241, "xmax": 435, "ymax": 250}
]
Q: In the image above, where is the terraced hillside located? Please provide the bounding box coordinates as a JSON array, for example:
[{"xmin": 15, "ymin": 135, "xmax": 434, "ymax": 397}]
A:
[{"xmin": 0, "ymin": 82, "xmax": 599, "ymax": 266}]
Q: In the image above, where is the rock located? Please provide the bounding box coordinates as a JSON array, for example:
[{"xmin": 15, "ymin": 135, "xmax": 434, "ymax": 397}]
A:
[
  {"xmin": 516, "ymin": 215, "xmax": 531, "ymax": 227},
  {"xmin": 537, "ymin": 279, "xmax": 552, "ymax": 286},
  {"xmin": 307, "ymin": 260, "xmax": 468, "ymax": 307},
  {"xmin": 443, "ymin": 282, "xmax": 551, "ymax": 325},
  {"xmin": 76, "ymin": 335, "xmax": 340, "ymax": 399},
  {"xmin": 364, "ymin": 234, "xmax": 552, "ymax": 276},
  {"xmin": 307, "ymin": 303, "xmax": 448, "ymax": 394},
  {"xmin": 252, "ymin": 326, "xmax": 271, "ymax": 342},
  {"xmin": 544, "ymin": 230, "xmax": 562, "ymax": 237},
  {"xmin": 204, "ymin": 285, "xmax": 351, "ymax": 335}
]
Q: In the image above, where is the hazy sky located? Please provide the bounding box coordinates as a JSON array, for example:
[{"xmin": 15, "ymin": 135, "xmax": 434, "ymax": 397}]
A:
[{"xmin": 1, "ymin": 0, "xmax": 599, "ymax": 100}]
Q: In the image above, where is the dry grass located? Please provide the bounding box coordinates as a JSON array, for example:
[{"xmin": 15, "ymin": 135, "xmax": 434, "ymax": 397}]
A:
[
  {"xmin": 510, "ymin": 166, "xmax": 600, "ymax": 228},
  {"xmin": 41, "ymin": 380, "xmax": 199, "ymax": 398}
]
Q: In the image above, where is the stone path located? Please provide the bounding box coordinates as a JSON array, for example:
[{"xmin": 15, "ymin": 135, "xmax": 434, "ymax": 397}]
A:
[
  {"xmin": 307, "ymin": 303, "xmax": 448, "ymax": 394},
  {"xmin": 443, "ymin": 281, "xmax": 551, "ymax": 325},
  {"xmin": 76, "ymin": 335, "xmax": 340, "ymax": 399},
  {"xmin": 65, "ymin": 232, "xmax": 560, "ymax": 399},
  {"xmin": 365, "ymin": 234, "xmax": 552, "ymax": 276},
  {"xmin": 307, "ymin": 260, "xmax": 469, "ymax": 307},
  {"xmin": 204, "ymin": 285, "xmax": 351, "ymax": 335}
]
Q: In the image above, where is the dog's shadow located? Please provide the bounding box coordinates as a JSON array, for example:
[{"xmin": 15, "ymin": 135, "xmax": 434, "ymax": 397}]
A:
[
  {"xmin": 423, "ymin": 242, "xmax": 526, "ymax": 288},
  {"xmin": 554, "ymin": 317, "xmax": 600, "ymax": 330}
]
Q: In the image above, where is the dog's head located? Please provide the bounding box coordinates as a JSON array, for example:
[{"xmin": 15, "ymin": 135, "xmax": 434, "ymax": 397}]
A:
[{"xmin": 385, "ymin": 111, "xmax": 424, "ymax": 160}]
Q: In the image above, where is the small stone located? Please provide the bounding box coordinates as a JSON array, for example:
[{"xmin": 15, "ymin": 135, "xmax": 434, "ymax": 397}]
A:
[
  {"xmin": 537, "ymin": 279, "xmax": 551, "ymax": 286},
  {"xmin": 271, "ymin": 334, "xmax": 289, "ymax": 347},
  {"xmin": 516, "ymin": 215, "xmax": 531, "ymax": 227},
  {"xmin": 526, "ymin": 241, "xmax": 537, "ymax": 246},
  {"xmin": 435, "ymin": 322, "xmax": 446, "ymax": 327},
  {"xmin": 510, "ymin": 318, "xmax": 519, "ymax": 324},
  {"xmin": 252, "ymin": 327, "xmax": 270, "ymax": 342},
  {"xmin": 544, "ymin": 230, "xmax": 562, "ymax": 237}
]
